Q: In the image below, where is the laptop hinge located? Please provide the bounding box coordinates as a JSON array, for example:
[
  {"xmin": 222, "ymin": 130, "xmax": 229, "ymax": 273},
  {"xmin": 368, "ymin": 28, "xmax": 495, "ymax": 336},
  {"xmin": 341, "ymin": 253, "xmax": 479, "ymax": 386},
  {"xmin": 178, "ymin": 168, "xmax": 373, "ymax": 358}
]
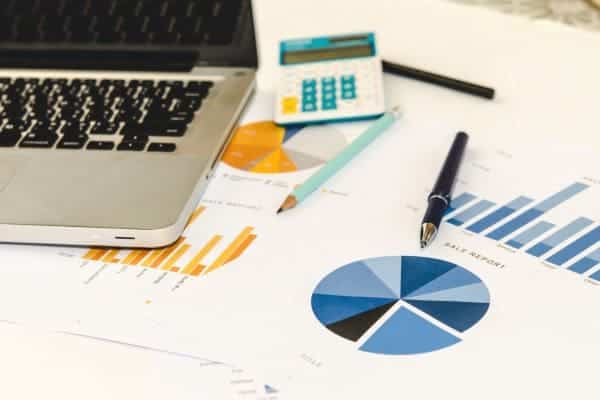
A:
[{"xmin": 0, "ymin": 50, "xmax": 198, "ymax": 72}]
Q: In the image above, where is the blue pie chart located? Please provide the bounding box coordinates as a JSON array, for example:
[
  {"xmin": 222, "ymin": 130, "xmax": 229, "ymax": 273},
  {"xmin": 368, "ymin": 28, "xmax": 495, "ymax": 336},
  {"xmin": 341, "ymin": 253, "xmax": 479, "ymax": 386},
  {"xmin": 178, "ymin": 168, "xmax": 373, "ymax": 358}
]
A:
[{"xmin": 311, "ymin": 256, "xmax": 490, "ymax": 355}]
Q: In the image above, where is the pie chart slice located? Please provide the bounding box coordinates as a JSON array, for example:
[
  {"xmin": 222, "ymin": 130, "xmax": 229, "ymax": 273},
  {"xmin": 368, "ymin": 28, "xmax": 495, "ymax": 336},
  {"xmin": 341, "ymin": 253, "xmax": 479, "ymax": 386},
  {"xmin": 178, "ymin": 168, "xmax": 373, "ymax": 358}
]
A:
[
  {"xmin": 222, "ymin": 121, "xmax": 348, "ymax": 174},
  {"xmin": 359, "ymin": 307, "xmax": 461, "ymax": 355},
  {"xmin": 311, "ymin": 256, "xmax": 490, "ymax": 355}
]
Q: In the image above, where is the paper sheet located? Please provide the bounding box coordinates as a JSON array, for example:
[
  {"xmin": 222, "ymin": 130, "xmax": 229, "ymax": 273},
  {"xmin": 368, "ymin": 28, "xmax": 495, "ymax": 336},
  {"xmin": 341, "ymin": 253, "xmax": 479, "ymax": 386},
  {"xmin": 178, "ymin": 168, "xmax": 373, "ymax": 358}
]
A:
[{"xmin": 1, "ymin": 91, "xmax": 600, "ymax": 399}]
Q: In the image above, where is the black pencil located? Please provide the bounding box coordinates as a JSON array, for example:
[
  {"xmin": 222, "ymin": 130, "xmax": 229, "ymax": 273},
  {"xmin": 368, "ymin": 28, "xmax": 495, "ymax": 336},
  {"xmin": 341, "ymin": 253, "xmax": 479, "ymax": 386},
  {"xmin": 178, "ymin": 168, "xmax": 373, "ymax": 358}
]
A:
[{"xmin": 382, "ymin": 60, "xmax": 495, "ymax": 100}]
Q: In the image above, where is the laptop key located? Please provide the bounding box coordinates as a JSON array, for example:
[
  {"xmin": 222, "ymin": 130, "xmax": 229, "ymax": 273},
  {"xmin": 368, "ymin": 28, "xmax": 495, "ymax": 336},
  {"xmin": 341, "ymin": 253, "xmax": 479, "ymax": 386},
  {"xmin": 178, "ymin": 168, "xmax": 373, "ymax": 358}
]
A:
[
  {"xmin": 117, "ymin": 141, "xmax": 146, "ymax": 151},
  {"xmin": 57, "ymin": 134, "xmax": 88, "ymax": 149},
  {"xmin": 0, "ymin": 131, "xmax": 22, "ymax": 147},
  {"xmin": 90, "ymin": 121, "xmax": 121, "ymax": 135},
  {"xmin": 148, "ymin": 143, "xmax": 176, "ymax": 153},
  {"xmin": 87, "ymin": 141, "xmax": 114, "ymax": 151},
  {"xmin": 19, "ymin": 132, "xmax": 58, "ymax": 148}
]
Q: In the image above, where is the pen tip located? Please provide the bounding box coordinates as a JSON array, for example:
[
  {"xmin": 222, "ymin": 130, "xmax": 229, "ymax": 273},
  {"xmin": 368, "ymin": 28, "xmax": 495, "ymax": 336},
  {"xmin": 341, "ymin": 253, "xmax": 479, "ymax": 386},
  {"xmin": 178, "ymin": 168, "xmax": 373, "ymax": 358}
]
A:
[{"xmin": 420, "ymin": 223, "xmax": 438, "ymax": 249}]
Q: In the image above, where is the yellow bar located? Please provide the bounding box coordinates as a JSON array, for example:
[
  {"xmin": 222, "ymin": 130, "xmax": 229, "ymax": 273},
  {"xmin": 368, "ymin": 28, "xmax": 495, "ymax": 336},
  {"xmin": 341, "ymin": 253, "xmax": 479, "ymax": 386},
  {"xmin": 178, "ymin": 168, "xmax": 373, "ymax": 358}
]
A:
[
  {"xmin": 206, "ymin": 227, "xmax": 254, "ymax": 273},
  {"xmin": 226, "ymin": 234, "xmax": 256, "ymax": 263},
  {"xmin": 84, "ymin": 248, "xmax": 108, "ymax": 261},
  {"xmin": 161, "ymin": 244, "xmax": 191, "ymax": 271},
  {"xmin": 142, "ymin": 248, "xmax": 165, "ymax": 267},
  {"xmin": 150, "ymin": 237, "xmax": 185, "ymax": 269},
  {"xmin": 83, "ymin": 249, "xmax": 99, "ymax": 260},
  {"xmin": 191, "ymin": 265, "xmax": 205, "ymax": 276},
  {"xmin": 122, "ymin": 250, "xmax": 141, "ymax": 265},
  {"xmin": 185, "ymin": 206, "xmax": 206, "ymax": 229},
  {"xmin": 102, "ymin": 249, "xmax": 120, "ymax": 263},
  {"xmin": 130, "ymin": 250, "xmax": 150, "ymax": 266},
  {"xmin": 182, "ymin": 235, "xmax": 223, "ymax": 275}
]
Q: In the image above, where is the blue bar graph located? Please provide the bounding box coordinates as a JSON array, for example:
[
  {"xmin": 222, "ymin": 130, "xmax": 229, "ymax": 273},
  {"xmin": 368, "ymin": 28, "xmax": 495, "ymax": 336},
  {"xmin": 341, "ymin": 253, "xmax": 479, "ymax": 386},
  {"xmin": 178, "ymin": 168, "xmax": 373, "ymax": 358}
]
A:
[
  {"xmin": 444, "ymin": 193, "xmax": 476, "ymax": 216},
  {"xmin": 466, "ymin": 196, "xmax": 533, "ymax": 234},
  {"xmin": 568, "ymin": 248, "xmax": 600, "ymax": 274},
  {"xmin": 589, "ymin": 269, "xmax": 600, "ymax": 282},
  {"xmin": 546, "ymin": 226, "xmax": 600, "ymax": 266},
  {"xmin": 526, "ymin": 217, "xmax": 594, "ymax": 257},
  {"xmin": 486, "ymin": 183, "xmax": 589, "ymax": 240},
  {"xmin": 505, "ymin": 221, "xmax": 555, "ymax": 249},
  {"xmin": 447, "ymin": 200, "xmax": 496, "ymax": 226}
]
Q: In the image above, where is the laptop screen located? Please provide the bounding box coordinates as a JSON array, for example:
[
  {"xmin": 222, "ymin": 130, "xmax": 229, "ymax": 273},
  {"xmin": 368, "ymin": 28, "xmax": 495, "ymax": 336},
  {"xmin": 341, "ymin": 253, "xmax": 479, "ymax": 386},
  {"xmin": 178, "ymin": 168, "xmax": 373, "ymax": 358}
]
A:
[{"xmin": 0, "ymin": 0, "xmax": 258, "ymax": 70}]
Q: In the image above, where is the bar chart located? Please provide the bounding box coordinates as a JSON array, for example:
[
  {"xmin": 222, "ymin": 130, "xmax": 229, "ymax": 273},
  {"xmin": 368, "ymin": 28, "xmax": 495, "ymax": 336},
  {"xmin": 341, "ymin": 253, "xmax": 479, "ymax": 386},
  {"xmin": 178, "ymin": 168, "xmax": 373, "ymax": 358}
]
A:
[
  {"xmin": 81, "ymin": 206, "xmax": 257, "ymax": 278},
  {"xmin": 444, "ymin": 182, "xmax": 600, "ymax": 282}
]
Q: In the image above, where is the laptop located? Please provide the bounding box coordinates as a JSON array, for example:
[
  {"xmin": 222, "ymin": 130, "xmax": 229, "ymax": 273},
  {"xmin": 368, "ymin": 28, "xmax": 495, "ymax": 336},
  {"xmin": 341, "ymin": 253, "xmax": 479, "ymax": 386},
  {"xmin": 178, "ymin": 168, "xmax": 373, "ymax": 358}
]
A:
[{"xmin": 0, "ymin": 0, "xmax": 258, "ymax": 248}]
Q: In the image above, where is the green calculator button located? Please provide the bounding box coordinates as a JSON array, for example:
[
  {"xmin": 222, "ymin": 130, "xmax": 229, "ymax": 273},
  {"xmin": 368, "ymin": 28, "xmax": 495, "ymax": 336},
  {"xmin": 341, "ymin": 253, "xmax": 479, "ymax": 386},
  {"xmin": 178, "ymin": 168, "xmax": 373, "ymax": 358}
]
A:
[
  {"xmin": 342, "ymin": 90, "xmax": 357, "ymax": 100},
  {"xmin": 303, "ymin": 102, "xmax": 317, "ymax": 112},
  {"xmin": 322, "ymin": 100, "xmax": 337, "ymax": 110},
  {"xmin": 303, "ymin": 93, "xmax": 317, "ymax": 103}
]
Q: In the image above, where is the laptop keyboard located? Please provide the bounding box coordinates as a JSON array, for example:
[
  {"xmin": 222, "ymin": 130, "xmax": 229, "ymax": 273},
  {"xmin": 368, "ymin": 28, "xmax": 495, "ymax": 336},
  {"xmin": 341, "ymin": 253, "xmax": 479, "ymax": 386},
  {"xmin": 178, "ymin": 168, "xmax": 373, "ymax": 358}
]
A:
[
  {"xmin": 0, "ymin": 0, "xmax": 244, "ymax": 46},
  {"xmin": 0, "ymin": 77, "xmax": 213, "ymax": 151}
]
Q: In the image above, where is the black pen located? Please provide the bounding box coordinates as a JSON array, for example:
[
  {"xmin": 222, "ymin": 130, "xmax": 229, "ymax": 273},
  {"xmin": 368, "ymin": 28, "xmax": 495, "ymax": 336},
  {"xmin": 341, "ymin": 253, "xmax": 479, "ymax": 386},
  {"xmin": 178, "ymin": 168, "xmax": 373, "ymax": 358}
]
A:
[
  {"xmin": 420, "ymin": 132, "xmax": 469, "ymax": 249},
  {"xmin": 382, "ymin": 60, "xmax": 495, "ymax": 100}
]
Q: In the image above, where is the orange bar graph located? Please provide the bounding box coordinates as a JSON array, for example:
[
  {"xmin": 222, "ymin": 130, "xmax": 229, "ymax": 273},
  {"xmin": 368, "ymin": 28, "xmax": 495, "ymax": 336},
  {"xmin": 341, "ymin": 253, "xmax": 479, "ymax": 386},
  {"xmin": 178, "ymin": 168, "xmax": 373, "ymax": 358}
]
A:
[
  {"xmin": 191, "ymin": 264, "xmax": 206, "ymax": 276},
  {"xmin": 122, "ymin": 250, "xmax": 141, "ymax": 265},
  {"xmin": 206, "ymin": 227, "xmax": 254, "ymax": 273},
  {"xmin": 182, "ymin": 235, "xmax": 222, "ymax": 275},
  {"xmin": 150, "ymin": 237, "xmax": 185, "ymax": 269},
  {"xmin": 226, "ymin": 234, "xmax": 256, "ymax": 263},
  {"xmin": 185, "ymin": 206, "xmax": 206, "ymax": 229},
  {"xmin": 130, "ymin": 250, "xmax": 150, "ymax": 266},
  {"xmin": 83, "ymin": 248, "xmax": 108, "ymax": 261},
  {"xmin": 102, "ymin": 249, "xmax": 121, "ymax": 263},
  {"xmin": 142, "ymin": 248, "xmax": 166, "ymax": 268},
  {"xmin": 161, "ymin": 244, "xmax": 191, "ymax": 271},
  {"xmin": 171, "ymin": 267, "xmax": 180, "ymax": 273}
]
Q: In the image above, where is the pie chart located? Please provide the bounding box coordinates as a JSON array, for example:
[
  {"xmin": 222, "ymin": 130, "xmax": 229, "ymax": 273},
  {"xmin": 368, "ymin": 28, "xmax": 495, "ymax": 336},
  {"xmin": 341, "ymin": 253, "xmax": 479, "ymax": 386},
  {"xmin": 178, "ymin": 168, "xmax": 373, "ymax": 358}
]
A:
[
  {"xmin": 311, "ymin": 256, "xmax": 490, "ymax": 355},
  {"xmin": 221, "ymin": 121, "xmax": 348, "ymax": 174}
]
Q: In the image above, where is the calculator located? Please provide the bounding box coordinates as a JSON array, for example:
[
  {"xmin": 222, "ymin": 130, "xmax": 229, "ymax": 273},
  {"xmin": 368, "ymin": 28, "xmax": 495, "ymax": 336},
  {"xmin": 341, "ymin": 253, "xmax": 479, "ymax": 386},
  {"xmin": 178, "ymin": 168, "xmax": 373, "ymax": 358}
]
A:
[{"xmin": 275, "ymin": 32, "xmax": 385, "ymax": 126}]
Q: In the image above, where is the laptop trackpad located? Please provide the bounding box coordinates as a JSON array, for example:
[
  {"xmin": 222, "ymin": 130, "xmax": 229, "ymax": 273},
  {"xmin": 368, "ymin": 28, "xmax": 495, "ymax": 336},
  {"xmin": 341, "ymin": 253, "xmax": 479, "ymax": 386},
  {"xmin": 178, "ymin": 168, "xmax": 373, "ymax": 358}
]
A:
[{"xmin": 0, "ymin": 157, "xmax": 24, "ymax": 193}]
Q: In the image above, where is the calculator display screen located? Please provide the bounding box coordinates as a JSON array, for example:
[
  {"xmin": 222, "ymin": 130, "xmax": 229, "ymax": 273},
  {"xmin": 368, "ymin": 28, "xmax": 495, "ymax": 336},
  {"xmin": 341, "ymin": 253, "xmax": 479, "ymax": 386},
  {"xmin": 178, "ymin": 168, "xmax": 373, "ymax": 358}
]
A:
[{"xmin": 283, "ymin": 44, "xmax": 372, "ymax": 65}]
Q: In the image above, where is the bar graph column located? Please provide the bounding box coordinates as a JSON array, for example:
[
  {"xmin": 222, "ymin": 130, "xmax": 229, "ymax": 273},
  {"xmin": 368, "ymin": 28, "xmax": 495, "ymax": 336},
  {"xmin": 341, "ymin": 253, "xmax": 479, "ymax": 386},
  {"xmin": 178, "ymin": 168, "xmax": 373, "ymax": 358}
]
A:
[
  {"xmin": 568, "ymin": 248, "xmax": 600, "ymax": 274},
  {"xmin": 505, "ymin": 221, "xmax": 554, "ymax": 249},
  {"xmin": 444, "ymin": 193, "xmax": 477, "ymax": 216},
  {"xmin": 466, "ymin": 196, "xmax": 533, "ymax": 234},
  {"xmin": 588, "ymin": 269, "xmax": 600, "ymax": 282},
  {"xmin": 486, "ymin": 183, "xmax": 589, "ymax": 240},
  {"xmin": 526, "ymin": 217, "xmax": 593, "ymax": 257},
  {"xmin": 447, "ymin": 200, "xmax": 495, "ymax": 226},
  {"xmin": 546, "ymin": 226, "xmax": 600, "ymax": 266}
]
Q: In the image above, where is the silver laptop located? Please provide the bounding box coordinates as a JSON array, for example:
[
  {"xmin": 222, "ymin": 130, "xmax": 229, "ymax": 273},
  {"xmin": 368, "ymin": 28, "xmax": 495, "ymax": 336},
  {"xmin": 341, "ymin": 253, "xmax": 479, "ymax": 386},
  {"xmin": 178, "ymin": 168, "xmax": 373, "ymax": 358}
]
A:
[{"xmin": 0, "ymin": 0, "xmax": 257, "ymax": 248}]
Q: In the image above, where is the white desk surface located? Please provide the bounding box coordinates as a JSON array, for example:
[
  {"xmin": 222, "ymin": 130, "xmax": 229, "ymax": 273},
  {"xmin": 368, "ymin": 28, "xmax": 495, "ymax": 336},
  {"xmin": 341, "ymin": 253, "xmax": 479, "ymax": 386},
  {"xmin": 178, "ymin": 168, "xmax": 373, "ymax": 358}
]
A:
[
  {"xmin": 253, "ymin": 0, "xmax": 600, "ymax": 148},
  {"xmin": 4, "ymin": 1, "xmax": 600, "ymax": 398}
]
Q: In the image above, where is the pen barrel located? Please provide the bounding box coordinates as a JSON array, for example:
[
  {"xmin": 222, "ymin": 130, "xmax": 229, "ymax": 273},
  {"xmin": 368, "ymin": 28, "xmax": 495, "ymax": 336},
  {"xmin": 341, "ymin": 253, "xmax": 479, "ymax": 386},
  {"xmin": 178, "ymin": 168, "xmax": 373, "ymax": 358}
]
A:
[
  {"xmin": 293, "ymin": 112, "xmax": 397, "ymax": 203},
  {"xmin": 422, "ymin": 197, "xmax": 447, "ymax": 227},
  {"xmin": 429, "ymin": 132, "xmax": 469, "ymax": 202}
]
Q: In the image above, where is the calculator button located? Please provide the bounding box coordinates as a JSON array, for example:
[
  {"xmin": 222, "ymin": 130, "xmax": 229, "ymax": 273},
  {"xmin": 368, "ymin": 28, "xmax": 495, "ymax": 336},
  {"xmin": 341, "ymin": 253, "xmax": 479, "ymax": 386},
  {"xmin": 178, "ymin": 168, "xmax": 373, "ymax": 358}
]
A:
[
  {"xmin": 303, "ymin": 93, "xmax": 317, "ymax": 103},
  {"xmin": 322, "ymin": 91, "xmax": 336, "ymax": 101},
  {"xmin": 322, "ymin": 83, "xmax": 336, "ymax": 94},
  {"xmin": 322, "ymin": 100, "xmax": 337, "ymax": 110},
  {"xmin": 341, "ymin": 75, "xmax": 355, "ymax": 84},
  {"xmin": 342, "ymin": 90, "xmax": 357, "ymax": 100},
  {"xmin": 303, "ymin": 85, "xmax": 316, "ymax": 96},
  {"xmin": 321, "ymin": 77, "xmax": 335, "ymax": 85},
  {"xmin": 303, "ymin": 102, "xmax": 317, "ymax": 112},
  {"xmin": 302, "ymin": 79, "xmax": 317, "ymax": 89},
  {"xmin": 342, "ymin": 82, "xmax": 355, "ymax": 91},
  {"xmin": 281, "ymin": 97, "xmax": 299, "ymax": 115}
]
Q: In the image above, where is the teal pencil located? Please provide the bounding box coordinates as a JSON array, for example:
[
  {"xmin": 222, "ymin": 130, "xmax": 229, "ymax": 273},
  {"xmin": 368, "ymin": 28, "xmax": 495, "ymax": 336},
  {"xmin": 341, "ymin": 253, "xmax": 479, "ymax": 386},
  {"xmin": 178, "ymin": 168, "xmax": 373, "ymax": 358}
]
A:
[{"xmin": 277, "ymin": 106, "xmax": 401, "ymax": 214}]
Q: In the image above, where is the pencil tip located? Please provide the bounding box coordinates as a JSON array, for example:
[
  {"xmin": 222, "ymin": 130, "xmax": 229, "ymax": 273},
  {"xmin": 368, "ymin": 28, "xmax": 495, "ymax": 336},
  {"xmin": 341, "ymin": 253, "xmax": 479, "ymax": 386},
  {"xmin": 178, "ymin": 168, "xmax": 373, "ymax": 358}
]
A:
[{"xmin": 276, "ymin": 208, "xmax": 283, "ymax": 214}]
